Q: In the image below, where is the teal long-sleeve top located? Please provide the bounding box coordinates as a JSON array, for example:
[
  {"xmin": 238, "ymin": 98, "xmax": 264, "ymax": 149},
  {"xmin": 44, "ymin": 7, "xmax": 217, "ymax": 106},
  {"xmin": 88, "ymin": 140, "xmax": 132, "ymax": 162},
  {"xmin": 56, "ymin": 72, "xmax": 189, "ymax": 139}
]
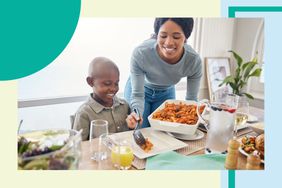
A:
[{"xmin": 130, "ymin": 39, "xmax": 202, "ymax": 115}]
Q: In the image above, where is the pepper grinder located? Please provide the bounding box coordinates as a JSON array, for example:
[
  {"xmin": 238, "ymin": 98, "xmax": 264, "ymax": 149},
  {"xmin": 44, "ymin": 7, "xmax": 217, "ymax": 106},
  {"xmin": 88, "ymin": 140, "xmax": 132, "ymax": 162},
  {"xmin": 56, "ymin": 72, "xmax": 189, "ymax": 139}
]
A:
[{"xmin": 225, "ymin": 139, "xmax": 240, "ymax": 169}]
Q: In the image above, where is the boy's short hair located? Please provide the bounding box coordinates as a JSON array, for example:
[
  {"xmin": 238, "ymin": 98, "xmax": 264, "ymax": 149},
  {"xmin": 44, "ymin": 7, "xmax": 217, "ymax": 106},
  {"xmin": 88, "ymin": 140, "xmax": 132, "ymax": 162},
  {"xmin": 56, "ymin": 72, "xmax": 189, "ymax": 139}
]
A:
[{"xmin": 88, "ymin": 57, "xmax": 119, "ymax": 77}]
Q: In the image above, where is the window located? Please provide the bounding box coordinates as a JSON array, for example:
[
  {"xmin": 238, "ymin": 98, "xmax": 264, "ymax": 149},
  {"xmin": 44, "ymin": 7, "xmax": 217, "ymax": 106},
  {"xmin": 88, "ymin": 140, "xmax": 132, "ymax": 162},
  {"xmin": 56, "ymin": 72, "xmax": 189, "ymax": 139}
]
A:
[
  {"xmin": 248, "ymin": 19, "xmax": 264, "ymax": 98},
  {"xmin": 19, "ymin": 18, "xmax": 155, "ymax": 100}
]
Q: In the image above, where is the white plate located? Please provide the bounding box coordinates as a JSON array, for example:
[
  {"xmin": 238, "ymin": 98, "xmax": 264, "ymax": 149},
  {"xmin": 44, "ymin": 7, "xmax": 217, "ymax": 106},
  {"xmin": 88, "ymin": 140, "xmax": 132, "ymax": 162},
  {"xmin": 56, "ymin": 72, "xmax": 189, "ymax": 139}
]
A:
[
  {"xmin": 239, "ymin": 147, "xmax": 264, "ymax": 163},
  {"xmin": 247, "ymin": 114, "xmax": 258, "ymax": 123},
  {"xmin": 249, "ymin": 122, "xmax": 264, "ymax": 135},
  {"xmin": 109, "ymin": 128, "xmax": 187, "ymax": 159},
  {"xmin": 168, "ymin": 129, "xmax": 205, "ymax": 141},
  {"xmin": 237, "ymin": 123, "xmax": 249, "ymax": 130}
]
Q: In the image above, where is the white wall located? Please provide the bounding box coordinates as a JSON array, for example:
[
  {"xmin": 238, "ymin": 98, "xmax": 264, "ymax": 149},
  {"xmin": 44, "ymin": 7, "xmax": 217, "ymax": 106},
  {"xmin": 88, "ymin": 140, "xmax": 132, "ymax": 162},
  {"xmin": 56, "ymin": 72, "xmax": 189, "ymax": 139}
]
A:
[
  {"xmin": 197, "ymin": 18, "xmax": 235, "ymax": 100},
  {"xmin": 232, "ymin": 18, "xmax": 264, "ymax": 108},
  {"xmin": 232, "ymin": 18, "xmax": 262, "ymax": 61}
]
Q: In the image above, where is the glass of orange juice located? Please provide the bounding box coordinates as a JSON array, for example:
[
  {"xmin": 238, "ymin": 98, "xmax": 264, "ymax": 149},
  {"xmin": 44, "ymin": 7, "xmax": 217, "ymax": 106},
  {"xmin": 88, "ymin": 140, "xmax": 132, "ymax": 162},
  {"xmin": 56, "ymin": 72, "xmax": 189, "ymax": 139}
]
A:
[{"xmin": 111, "ymin": 140, "xmax": 134, "ymax": 170}]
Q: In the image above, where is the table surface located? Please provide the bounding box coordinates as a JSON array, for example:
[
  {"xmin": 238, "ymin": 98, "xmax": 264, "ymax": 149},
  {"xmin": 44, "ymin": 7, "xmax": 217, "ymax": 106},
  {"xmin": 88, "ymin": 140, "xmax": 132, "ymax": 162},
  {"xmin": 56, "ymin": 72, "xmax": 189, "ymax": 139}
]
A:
[{"xmin": 78, "ymin": 106, "xmax": 264, "ymax": 170}]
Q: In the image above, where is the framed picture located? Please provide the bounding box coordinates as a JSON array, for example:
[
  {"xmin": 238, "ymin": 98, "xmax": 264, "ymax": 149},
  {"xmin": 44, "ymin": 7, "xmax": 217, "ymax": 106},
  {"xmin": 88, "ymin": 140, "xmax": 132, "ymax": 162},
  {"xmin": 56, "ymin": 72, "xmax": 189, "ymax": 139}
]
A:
[{"xmin": 205, "ymin": 57, "xmax": 232, "ymax": 101}]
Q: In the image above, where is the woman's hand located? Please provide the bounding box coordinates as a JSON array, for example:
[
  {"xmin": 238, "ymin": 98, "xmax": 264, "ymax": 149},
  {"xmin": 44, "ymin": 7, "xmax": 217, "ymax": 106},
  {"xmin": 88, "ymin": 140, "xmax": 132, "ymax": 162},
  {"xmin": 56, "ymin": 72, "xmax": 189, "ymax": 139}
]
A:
[{"xmin": 126, "ymin": 112, "xmax": 143, "ymax": 129}]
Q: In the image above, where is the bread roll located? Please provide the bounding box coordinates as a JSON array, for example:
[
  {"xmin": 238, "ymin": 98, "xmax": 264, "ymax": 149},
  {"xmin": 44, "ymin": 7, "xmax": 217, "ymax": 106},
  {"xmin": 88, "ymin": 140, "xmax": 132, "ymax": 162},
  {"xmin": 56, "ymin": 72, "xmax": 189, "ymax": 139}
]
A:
[
  {"xmin": 255, "ymin": 134, "xmax": 264, "ymax": 152},
  {"xmin": 255, "ymin": 134, "xmax": 264, "ymax": 160}
]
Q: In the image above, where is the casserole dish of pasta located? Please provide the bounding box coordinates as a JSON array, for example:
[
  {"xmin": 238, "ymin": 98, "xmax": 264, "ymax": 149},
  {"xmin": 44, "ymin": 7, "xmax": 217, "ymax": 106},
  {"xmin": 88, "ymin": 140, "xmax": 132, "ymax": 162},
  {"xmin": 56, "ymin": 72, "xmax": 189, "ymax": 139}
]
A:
[{"xmin": 148, "ymin": 100, "xmax": 205, "ymax": 135}]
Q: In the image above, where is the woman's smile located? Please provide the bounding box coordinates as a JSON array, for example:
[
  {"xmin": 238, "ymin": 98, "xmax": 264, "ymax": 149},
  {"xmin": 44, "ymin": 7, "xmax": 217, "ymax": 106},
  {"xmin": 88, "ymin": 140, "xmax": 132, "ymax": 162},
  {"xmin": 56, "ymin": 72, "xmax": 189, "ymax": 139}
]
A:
[{"xmin": 163, "ymin": 46, "xmax": 177, "ymax": 54}]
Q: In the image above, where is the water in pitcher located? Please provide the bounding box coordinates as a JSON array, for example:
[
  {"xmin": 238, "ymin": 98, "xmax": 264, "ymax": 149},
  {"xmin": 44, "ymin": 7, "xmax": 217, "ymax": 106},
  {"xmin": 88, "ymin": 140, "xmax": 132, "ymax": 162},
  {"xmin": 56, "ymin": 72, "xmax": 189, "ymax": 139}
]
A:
[{"xmin": 205, "ymin": 104, "xmax": 236, "ymax": 154}]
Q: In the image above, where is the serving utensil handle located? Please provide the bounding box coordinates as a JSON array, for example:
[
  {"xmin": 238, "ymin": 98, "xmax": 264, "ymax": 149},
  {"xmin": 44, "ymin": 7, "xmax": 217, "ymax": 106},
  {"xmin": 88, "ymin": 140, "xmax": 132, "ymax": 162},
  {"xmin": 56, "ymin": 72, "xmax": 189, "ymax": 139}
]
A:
[
  {"xmin": 196, "ymin": 99, "xmax": 209, "ymax": 130},
  {"xmin": 133, "ymin": 108, "xmax": 141, "ymax": 130}
]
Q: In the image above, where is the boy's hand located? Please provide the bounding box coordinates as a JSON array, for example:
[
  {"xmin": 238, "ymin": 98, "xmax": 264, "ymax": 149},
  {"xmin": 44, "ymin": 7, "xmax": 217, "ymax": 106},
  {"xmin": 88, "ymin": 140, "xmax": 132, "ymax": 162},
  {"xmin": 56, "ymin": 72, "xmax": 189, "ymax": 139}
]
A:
[{"xmin": 126, "ymin": 112, "xmax": 143, "ymax": 129}]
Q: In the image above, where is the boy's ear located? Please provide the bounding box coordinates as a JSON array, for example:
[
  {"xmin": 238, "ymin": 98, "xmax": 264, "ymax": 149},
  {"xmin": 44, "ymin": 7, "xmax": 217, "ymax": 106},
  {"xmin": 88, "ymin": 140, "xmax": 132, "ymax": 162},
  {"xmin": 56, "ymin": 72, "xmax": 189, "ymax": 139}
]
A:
[{"xmin": 86, "ymin": 76, "xmax": 94, "ymax": 87}]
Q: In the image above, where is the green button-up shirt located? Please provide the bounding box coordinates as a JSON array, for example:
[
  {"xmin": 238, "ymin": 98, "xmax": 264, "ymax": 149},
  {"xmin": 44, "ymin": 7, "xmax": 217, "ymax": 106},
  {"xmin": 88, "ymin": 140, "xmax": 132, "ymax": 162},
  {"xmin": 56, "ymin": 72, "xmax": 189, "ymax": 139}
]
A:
[{"xmin": 73, "ymin": 94, "xmax": 131, "ymax": 141}]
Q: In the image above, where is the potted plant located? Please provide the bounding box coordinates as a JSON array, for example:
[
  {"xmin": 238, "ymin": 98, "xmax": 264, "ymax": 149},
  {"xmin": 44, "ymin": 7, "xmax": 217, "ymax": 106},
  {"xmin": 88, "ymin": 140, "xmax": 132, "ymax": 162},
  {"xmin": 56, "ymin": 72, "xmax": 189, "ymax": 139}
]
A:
[{"xmin": 219, "ymin": 50, "xmax": 262, "ymax": 100}]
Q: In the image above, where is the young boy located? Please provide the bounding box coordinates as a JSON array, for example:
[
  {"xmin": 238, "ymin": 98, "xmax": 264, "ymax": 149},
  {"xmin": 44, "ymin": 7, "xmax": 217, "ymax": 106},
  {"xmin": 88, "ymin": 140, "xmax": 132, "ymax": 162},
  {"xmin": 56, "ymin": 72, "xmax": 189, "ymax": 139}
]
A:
[{"xmin": 73, "ymin": 57, "xmax": 139, "ymax": 141}]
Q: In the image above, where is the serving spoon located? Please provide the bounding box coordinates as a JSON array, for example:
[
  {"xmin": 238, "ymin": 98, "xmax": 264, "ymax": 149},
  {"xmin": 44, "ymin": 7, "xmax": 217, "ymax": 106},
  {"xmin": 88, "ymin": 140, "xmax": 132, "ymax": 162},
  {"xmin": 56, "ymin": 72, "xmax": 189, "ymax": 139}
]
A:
[{"xmin": 132, "ymin": 108, "xmax": 146, "ymax": 148}]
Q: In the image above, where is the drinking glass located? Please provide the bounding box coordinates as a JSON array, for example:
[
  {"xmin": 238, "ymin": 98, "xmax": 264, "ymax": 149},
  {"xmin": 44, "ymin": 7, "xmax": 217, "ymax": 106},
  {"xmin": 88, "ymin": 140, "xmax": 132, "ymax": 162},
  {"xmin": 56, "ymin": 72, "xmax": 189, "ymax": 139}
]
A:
[
  {"xmin": 97, "ymin": 133, "xmax": 113, "ymax": 170},
  {"xmin": 89, "ymin": 119, "xmax": 109, "ymax": 141},
  {"xmin": 89, "ymin": 119, "xmax": 109, "ymax": 161},
  {"xmin": 234, "ymin": 97, "xmax": 249, "ymax": 138},
  {"xmin": 111, "ymin": 139, "xmax": 134, "ymax": 170}
]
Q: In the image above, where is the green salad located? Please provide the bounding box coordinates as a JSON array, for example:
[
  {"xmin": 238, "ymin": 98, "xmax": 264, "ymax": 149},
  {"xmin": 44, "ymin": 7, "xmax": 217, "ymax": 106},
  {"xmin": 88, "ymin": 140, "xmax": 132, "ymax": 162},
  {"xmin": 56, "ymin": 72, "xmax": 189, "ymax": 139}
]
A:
[{"xmin": 18, "ymin": 129, "xmax": 81, "ymax": 170}]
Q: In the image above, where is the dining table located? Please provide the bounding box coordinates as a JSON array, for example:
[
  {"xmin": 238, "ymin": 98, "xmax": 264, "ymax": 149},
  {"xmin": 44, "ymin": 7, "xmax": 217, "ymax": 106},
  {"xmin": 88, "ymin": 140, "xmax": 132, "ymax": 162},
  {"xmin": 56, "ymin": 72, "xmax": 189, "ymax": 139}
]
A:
[{"xmin": 78, "ymin": 106, "xmax": 264, "ymax": 170}]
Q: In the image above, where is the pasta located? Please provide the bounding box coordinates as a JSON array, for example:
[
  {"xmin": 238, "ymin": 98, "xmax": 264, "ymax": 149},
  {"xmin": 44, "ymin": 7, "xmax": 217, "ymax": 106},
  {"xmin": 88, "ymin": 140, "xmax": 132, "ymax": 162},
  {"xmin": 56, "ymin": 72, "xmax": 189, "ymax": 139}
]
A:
[
  {"xmin": 152, "ymin": 102, "xmax": 205, "ymax": 125},
  {"xmin": 141, "ymin": 138, "xmax": 153, "ymax": 153}
]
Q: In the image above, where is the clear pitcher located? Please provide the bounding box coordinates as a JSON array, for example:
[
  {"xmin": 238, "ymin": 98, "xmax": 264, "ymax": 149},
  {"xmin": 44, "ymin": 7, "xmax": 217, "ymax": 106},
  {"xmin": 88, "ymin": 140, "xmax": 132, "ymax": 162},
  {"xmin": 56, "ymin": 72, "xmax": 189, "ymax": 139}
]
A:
[{"xmin": 197, "ymin": 94, "xmax": 239, "ymax": 154}]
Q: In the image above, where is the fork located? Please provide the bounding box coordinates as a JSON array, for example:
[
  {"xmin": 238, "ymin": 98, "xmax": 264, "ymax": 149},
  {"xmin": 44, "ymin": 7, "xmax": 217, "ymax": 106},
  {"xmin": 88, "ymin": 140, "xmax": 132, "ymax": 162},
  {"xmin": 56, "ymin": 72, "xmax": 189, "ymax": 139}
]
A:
[{"xmin": 132, "ymin": 108, "xmax": 146, "ymax": 148}]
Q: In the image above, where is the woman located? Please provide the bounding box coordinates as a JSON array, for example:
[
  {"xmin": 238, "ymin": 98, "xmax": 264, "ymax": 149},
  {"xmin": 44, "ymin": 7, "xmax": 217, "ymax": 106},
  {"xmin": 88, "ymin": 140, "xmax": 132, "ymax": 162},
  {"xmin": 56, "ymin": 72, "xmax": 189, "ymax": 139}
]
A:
[{"xmin": 124, "ymin": 18, "xmax": 202, "ymax": 128}]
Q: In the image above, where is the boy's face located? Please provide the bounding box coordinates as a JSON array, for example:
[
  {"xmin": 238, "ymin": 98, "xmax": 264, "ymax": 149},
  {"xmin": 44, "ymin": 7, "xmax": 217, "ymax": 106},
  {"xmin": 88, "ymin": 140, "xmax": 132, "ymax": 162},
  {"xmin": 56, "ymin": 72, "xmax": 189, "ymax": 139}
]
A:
[{"xmin": 90, "ymin": 68, "xmax": 119, "ymax": 106}]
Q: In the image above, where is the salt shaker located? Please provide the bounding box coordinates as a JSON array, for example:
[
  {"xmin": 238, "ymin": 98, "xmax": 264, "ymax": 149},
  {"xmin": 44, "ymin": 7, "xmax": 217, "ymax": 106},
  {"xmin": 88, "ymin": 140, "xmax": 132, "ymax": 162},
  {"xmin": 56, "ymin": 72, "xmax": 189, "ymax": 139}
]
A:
[
  {"xmin": 225, "ymin": 139, "xmax": 240, "ymax": 169},
  {"xmin": 246, "ymin": 154, "xmax": 261, "ymax": 170}
]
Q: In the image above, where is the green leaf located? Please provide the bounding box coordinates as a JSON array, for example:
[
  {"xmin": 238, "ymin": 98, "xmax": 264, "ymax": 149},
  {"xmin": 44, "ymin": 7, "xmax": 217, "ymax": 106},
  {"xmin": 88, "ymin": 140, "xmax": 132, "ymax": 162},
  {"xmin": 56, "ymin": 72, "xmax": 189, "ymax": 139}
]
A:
[
  {"xmin": 242, "ymin": 93, "xmax": 254, "ymax": 100},
  {"xmin": 229, "ymin": 50, "xmax": 243, "ymax": 67},
  {"xmin": 49, "ymin": 145, "xmax": 64, "ymax": 151},
  {"xmin": 219, "ymin": 75, "xmax": 234, "ymax": 87},
  {"xmin": 19, "ymin": 142, "xmax": 30, "ymax": 154},
  {"xmin": 235, "ymin": 67, "xmax": 241, "ymax": 79},
  {"xmin": 230, "ymin": 82, "xmax": 238, "ymax": 94},
  {"xmin": 243, "ymin": 61, "xmax": 258, "ymax": 80},
  {"xmin": 252, "ymin": 56, "xmax": 258, "ymax": 63},
  {"xmin": 249, "ymin": 68, "xmax": 262, "ymax": 77},
  {"xmin": 242, "ymin": 62, "xmax": 250, "ymax": 71},
  {"xmin": 234, "ymin": 77, "xmax": 239, "ymax": 84},
  {"xmin": 18, "ymin": 137, "xmax": 31, "ymax": 154},
  {"xmin": 238, "ymin": 80, "xmax": 246, "ymax": 90}
]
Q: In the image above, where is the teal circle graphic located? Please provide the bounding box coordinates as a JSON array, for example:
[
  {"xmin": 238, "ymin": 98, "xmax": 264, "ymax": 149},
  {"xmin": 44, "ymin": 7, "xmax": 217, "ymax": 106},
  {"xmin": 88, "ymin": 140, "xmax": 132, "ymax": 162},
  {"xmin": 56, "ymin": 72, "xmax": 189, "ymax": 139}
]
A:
[{"xmin": 0, "ymin": 1, "xmax": 81, "ymax": 80}]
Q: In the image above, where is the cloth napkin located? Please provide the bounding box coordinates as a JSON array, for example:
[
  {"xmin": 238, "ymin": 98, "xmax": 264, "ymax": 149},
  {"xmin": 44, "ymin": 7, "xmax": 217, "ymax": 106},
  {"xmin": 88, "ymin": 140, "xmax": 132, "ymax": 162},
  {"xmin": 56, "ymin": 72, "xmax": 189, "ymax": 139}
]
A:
[{"xmin": 146, "ymin": 151, "xmax": 226, "ymax": 170}]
